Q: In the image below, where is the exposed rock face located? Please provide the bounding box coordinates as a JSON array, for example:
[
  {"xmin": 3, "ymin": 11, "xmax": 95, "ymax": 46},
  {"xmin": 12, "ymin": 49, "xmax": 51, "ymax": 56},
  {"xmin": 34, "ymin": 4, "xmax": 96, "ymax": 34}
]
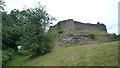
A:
[
  {"xmin": 50, "ymin": 19, "xmax": 109, "ymax": 47},
  {"xmin": 55, "ymin": 32, "xmax": 109, "ymax": 47},
  {"xmin": 50, "ymin": 19, "xmax": 107, "ymax": 33}
]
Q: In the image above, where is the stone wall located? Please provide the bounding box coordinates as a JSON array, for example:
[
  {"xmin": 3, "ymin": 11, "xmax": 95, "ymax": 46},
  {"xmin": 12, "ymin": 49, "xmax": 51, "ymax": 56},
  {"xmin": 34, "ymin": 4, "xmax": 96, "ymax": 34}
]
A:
[
  {"xmin": 50, "ymin": 19, "xmax": 107, "ymax": 33},
  {"xmin": 63, "ymin": 19, "xmax": 74, "ymax": 31},
  {"xmin": 74, "ymin": 21, "xmax": 107, "ymax": 32}
]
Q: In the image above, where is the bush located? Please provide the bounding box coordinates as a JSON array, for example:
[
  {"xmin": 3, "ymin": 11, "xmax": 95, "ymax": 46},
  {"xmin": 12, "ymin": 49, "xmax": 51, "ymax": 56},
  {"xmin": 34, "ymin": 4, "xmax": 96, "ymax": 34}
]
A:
[
  {"xmin": 2, "ymin": 48, "xmax": 15, "ymax": 66},
  {"xmin": 88, "ymin": 33, "xmax": 96, "ymax": 39},
  {"xmin": 58, "ymin": 30, "xmax": 64, "ymax": 34},
  {"xmin": 110, "ymin": 33, "xmax": 118, "ymax": 41},
  {"xmin": 32, "ymin": 33, "xmax": 55, "ymax": 56}
]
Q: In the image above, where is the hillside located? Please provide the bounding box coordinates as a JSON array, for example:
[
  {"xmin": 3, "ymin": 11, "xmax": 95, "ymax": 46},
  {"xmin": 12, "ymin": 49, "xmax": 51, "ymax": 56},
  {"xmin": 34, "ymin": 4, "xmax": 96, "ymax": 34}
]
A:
[
  {"xmin": 5, "ymin": 41, "xmax": 118, "ymax": 66},
  {"xmin": 53, "ymin": 30, "xmax": 111, "ymax": 47}
]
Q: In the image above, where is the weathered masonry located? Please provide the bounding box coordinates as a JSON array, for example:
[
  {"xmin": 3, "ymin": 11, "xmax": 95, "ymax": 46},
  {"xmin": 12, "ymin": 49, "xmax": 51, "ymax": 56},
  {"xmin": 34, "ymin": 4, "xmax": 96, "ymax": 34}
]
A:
[{"xmin": 50, "ymin": 19, "xmax": 107, "ymax": 32}]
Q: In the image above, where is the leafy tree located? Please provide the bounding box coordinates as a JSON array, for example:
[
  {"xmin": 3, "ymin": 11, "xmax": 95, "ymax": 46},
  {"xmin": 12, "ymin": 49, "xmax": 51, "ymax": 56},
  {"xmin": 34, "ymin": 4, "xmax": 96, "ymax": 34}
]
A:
[
  {"xmin": 16, "ymin": 2, "xmax": 55, "ymax": 56},
  {"xmin": 2, "ymin": 2, "xmax": 55, "ymax": 56},
  {"xmin": 2, "ymin": 10, "xmax": 23, "ymax": 50},
  {"xmin": 2, "ymin": 2, "xmax": 55, "ymax": 67}
]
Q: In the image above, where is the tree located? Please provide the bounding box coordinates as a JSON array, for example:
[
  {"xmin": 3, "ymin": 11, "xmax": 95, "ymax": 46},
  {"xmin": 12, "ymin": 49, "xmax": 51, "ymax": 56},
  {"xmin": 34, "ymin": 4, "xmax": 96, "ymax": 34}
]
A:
[
  {"xmin": 2, "ymin": 10, "xmax": 24, "ymax": 66},
  {"xmin": 2, "ymin": 2, "xmax": 55, "ymax": 56},
  {"xmin": 2, "ymin": 9, "xmax": 23, "ymax": 50},
  {"xmin": 17, "ymin": 2, "xmax": 55, "ymax": 56}
]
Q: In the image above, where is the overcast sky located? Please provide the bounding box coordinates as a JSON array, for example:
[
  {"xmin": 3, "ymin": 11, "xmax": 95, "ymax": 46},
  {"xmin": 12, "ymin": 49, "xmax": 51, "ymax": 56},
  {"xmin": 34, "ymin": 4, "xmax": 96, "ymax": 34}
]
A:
[{"xmin": 4, "ymin": 0, "xmax": 119, "ymax": 34}]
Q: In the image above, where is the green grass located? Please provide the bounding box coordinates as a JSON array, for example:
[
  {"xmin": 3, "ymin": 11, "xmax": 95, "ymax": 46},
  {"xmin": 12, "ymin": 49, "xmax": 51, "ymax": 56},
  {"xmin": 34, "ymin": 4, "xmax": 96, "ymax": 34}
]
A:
[
  {"xmin": 6, "ymin": 41, "xmax": 118, "ymax": 66},
  {"xmin": 0, "ymin": 50, "xmax": 2, "ymax": 67}
]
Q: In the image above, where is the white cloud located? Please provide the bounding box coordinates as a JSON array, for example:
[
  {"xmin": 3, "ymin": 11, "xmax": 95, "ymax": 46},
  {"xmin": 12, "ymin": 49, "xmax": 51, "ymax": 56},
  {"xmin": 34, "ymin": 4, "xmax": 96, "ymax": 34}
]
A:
[{"xmin": 4, "ymin": 0, "xmax": 119, "ymax": 34}]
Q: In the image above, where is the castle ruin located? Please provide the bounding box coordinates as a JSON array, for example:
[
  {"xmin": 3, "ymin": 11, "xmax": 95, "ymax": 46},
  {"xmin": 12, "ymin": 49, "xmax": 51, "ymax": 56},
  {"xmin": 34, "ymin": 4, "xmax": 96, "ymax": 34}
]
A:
[{"xmin": 50, "ymin": 19, "xmax": 107, "ymax": 33}]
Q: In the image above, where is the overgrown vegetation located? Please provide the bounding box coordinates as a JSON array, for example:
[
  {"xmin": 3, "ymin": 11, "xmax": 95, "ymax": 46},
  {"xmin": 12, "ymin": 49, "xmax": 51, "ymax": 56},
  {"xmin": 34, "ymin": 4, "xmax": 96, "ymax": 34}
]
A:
[
  {"xmin": 109, "ymin": 33, "xmax": 120, "ymax": 41},
  {"xmin": 1, "ymin": 0, "xmax": 119, "ymax": 66},
  {"xmin": 2, "ymin": 48, "xmax": 15, "ymax": 66},
  {"xmin": 58, "ymin": 30, "xmax": 64, "ymax": 34},
  {"xmin": 88, "ymin": 33, "xmax": 96, "ymax": 39},
  {"xmin": 2, "ymin": 2, "xmax": 55, "ymax": 66}
]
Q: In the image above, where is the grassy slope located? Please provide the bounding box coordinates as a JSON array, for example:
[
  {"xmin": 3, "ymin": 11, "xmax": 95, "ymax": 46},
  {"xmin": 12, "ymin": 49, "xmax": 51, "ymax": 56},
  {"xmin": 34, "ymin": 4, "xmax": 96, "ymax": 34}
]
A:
[
  {"xmin": 6, "ymin": 41, "xmax": 118, "ymax": 66},
  {"xmin": 0, "ymin": 50, "xmax": 2, "ymax": 67}
]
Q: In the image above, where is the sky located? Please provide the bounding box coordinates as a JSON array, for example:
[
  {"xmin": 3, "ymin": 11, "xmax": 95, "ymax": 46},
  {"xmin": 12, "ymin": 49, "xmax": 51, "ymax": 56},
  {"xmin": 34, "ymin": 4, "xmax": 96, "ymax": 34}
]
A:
[{"xmin": 4, "ymin": 0, "xmax": 120, "ymax": 34}]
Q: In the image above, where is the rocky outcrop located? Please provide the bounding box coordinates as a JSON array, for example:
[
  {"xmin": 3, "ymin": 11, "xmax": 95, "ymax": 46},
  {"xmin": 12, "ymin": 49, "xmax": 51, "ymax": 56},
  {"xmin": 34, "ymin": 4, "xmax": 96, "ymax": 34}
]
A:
[{"xmin": 55, "ymin": 32, "xmax": 109, "ymax": 47}]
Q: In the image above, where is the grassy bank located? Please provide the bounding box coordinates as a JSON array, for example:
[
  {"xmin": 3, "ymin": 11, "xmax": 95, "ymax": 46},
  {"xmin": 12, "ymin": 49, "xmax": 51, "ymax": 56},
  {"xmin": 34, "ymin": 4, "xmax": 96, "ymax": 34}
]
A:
[{"xmin": 6, "ymin": 41, "xmax": 118, "ymax": 66}]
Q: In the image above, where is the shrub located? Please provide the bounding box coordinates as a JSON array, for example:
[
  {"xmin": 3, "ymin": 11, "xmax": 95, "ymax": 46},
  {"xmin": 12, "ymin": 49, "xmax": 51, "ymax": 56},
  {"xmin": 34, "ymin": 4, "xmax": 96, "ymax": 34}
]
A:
[
  {"xmin": 32, "ymin": 33, "xmax": 55, "ymax": 56},
  {"xmin": 88, "ymin": 33, "xmax": 96, "ymax": 39},
  {"xmin": 110, "ymin": 33, "xmax": 118, "ymax": 41},
  {"xmin": 2, "ymin": 48, "xmax": 15, "ymax": 66},
  {"xmin": 58, "ymin": 30, "xmax": 64, "ymax": 34}
]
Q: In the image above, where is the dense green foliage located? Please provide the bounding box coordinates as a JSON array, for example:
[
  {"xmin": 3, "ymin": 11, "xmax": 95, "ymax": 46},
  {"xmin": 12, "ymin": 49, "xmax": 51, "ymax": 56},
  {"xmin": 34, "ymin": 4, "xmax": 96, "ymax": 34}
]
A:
[
  {"xmin": 2, "ymin": 9, "xmax": 25, "ymax": 50},
  {"xmin": 16, "ymin": 3, "xmax": 55, "ymax": 56},
  {"xmin": 109, "ymin": 33, "xmax": 119, "ymax": 41},
  {"xmin": 2, "ymin": 48, "xmax": 15, "ymax": 66},
  {"xmin": 2, "ymin": 2, "xmax": 55, "ymax": 66}
]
